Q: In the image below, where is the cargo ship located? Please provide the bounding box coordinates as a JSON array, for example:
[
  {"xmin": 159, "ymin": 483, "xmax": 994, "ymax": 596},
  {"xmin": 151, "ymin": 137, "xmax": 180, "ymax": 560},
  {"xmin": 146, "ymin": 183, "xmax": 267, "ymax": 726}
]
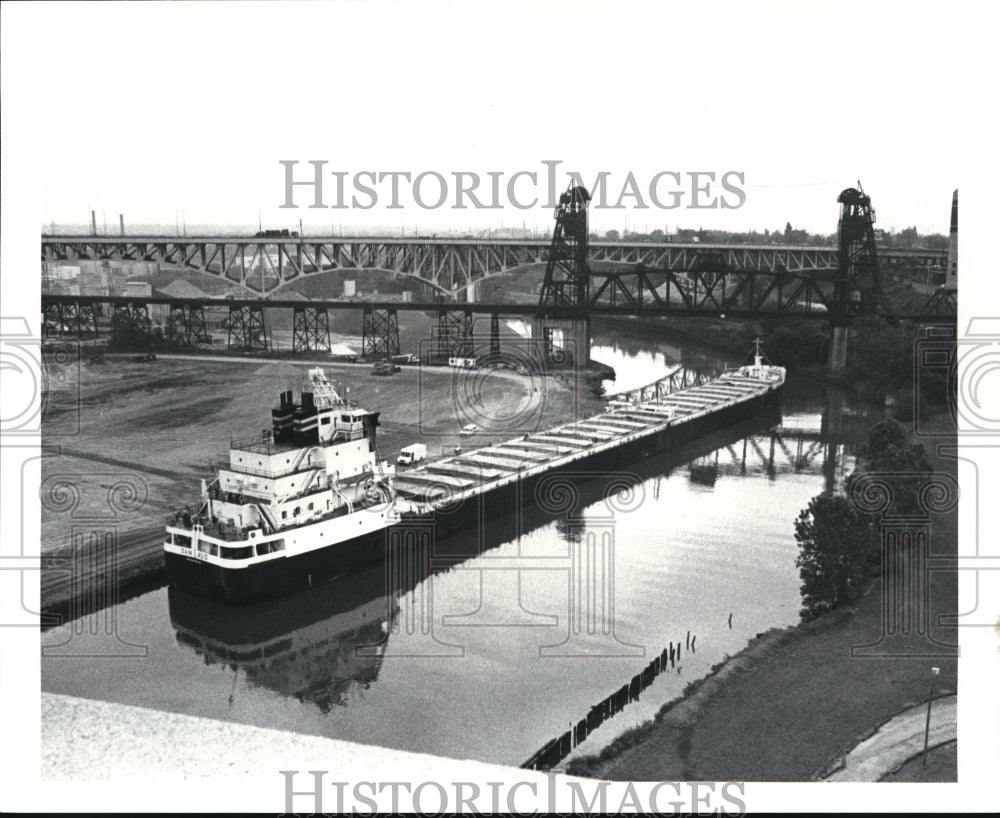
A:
[{"xmin": 164, "ymin": 345, "xmax": 785, "ymax": 602}]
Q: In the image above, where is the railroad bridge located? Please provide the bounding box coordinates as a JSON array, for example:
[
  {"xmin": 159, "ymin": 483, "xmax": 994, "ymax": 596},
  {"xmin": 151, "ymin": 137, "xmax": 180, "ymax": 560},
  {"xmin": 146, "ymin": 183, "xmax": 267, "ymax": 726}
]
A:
[
  {"xmin": 41, "ymin": 235, "xmax": 945, "ymax": 298},
  {"xmin": 40, "ymin": 186, "xmax": 957, "ymax": 369}
]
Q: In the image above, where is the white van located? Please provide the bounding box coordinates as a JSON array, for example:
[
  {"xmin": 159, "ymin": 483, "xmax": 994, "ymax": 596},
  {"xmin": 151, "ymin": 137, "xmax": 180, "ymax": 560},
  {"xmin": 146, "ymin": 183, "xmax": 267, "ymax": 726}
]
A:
[{"xmin": 397, "ymin": 443, "xmax": 427, "ymax": 466}]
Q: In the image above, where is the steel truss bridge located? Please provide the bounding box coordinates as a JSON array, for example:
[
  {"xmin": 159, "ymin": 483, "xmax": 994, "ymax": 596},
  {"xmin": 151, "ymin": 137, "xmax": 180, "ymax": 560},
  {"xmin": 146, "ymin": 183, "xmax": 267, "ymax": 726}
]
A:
[
  {"xmin": 39, "ymin": 271, "xmax": 956, "ymax": 356},
  {"xmin": 41, "ymin": 235, "xmax": 946, "ymax": 297},
  {"xmin": 39, "ymin": 183, "xmax": 957, "ymax": 359}
]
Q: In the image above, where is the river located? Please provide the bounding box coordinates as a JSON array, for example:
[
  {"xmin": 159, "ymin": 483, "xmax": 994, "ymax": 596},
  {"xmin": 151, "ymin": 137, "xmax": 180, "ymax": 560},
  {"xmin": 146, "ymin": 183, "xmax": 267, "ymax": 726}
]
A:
[{"xmin": 41, "ymin": 325, "xmax": 881, "ymax": 768}]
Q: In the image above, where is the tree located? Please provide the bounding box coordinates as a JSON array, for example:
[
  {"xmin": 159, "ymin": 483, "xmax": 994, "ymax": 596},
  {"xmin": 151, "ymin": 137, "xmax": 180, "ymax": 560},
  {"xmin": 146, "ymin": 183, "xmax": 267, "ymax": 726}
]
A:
[
  {"xmin": 864, "ymin": 419, "xmax": 908, "ymax": 460},
  {"xmin": 795, "ymin": 493, "xmax": 878, "ymax": 621},
  {"xmin": 850, "ymin": 419, "xmax": 934, "ymax": 515},
  {"xmin": 848, "ymin": 316, "xmax": 916, "ymax": 393},
  {"xmin": 764, "ymin": 324, "xmax": 828, "ymax": 370},
  {"xmin": 604, "ymin": 229, "xmax": 620, "ymax": 241},
  {"xmin": 897, "ymin": 226, "xmax": 919, "ymax": 249}
]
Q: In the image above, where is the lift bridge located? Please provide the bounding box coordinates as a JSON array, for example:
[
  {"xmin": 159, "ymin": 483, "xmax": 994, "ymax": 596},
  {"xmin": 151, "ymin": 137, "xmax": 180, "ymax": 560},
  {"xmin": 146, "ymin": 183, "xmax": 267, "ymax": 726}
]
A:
[
  {"xmin": 40, "ymin": 185, "xmax": 956, "ymax": 367},
  {"xmin": 534, "ymin": 182, "xmax": 956, "ymax": 371}
]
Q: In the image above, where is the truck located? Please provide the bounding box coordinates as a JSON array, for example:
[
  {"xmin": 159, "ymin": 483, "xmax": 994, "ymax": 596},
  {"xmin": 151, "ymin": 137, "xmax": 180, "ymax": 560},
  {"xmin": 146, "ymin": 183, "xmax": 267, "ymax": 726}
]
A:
[{"xmin": 397, "ymin": 443, "xmax": 427, "ymax": 466}]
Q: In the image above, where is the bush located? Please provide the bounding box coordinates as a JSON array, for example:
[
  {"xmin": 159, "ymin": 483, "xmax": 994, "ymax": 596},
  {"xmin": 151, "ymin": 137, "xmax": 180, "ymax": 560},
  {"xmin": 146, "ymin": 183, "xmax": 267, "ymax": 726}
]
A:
[
  {"xmin": 851, "ymin": 419, "xmax": 934, "ymax": 515},
  {"xmin": 794, "ymin": 493, "xmax": 878, "ymax": 621}
]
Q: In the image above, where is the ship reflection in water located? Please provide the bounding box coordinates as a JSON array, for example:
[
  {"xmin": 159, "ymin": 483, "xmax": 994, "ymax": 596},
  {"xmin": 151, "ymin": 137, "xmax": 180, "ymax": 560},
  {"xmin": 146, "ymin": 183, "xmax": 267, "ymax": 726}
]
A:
[
  {"xmin": 165, "ymin": 407, "xmax": 844, "ymax": 734},
  {"xmin": 169, "ymin": 564, "xmax": 395, "ymax": 713}
]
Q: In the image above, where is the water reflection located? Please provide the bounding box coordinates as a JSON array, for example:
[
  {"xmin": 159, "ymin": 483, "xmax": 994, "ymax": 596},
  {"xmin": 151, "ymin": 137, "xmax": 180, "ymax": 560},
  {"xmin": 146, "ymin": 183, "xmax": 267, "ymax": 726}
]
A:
[
  {"xmin": 169, "ymin": 569, "xmax": 393, "ymax": 714},
  {"xmin": 167, "ymin": 411, "xmax": 799, "ymax": 723},
  {"xmin": 591, "ymin": 336, "xmax": 731, "ymax": 395}
]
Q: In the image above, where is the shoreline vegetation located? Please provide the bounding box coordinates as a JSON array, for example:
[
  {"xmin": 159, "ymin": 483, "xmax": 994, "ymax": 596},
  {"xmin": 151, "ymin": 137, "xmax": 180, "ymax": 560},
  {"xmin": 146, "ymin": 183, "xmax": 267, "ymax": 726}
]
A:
[
  {"xmin": 566, "ymin": 408, "xmax": 957, "ymax": 781},
  {"xmin": 593, "ymin": 303, "xmax": 943, "ymax": 412}
]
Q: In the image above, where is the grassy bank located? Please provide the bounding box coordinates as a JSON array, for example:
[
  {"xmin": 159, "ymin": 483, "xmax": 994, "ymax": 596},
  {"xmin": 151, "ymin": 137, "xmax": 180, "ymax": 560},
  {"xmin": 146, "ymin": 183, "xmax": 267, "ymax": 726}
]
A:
[{"xmin": 567, "ymin": 409, "xmax": 958, "ymax": 782}]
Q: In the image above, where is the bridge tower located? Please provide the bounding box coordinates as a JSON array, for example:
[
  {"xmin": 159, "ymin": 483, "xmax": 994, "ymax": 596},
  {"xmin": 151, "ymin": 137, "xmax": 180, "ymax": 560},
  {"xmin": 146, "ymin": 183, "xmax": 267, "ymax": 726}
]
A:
[
  {"xmin": 436, "ymin": 309, "xmax": 474, "ymax": 360},
  {"xmin": 227, "ymin": 305, "xmax": 268, "ymax": 352},
  {"xmin": 537, "ymin": 184, "xmax": 591, "ymax": 367},
  {"xmin": 829, "ymin": 184, "xmax": 894, "ymax": 370},
  {"xmin": 110, "ymin": 301, "xmax": 153, "ymax": 348},
  {"xmin": 293, "ymin": 307, "xmax": 331, "ymax": 353},
  {"xmin": 920, "ymin": 190, "xmax": 959, "ymax": 317},
  {"xmin": 361, "ymin": 307, "xmax": 400, "ymax": 359},
  {"xmin": 166, "ymin": 304, "xmax": 207, "ymax": 346}
]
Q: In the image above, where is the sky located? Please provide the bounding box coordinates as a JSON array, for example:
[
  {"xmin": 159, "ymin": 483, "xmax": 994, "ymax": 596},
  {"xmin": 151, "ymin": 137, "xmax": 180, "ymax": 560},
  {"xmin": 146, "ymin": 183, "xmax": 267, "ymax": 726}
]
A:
[{"xmin": 3, "ymin": 0, "xmax": 992, "ymax": 237}]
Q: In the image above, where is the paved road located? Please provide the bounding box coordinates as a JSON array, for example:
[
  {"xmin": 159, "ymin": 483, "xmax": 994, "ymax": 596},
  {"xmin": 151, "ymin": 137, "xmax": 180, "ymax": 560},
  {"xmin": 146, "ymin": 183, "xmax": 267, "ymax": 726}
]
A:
[{"xmin": 824, "ymin": 695, "xmax": 957, "ymax": 782}]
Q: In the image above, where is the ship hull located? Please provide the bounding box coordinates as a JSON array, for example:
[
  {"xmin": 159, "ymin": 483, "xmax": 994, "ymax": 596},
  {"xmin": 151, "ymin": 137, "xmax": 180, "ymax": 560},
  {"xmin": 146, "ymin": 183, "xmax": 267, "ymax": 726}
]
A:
[{"xmin": 165, "ymin": 383, "xmax": 782, "ymax": 603}]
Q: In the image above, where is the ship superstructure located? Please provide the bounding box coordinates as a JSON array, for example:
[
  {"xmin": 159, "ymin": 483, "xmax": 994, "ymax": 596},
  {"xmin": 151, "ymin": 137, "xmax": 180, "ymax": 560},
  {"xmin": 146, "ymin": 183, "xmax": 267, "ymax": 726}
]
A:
[
  {"xmin": 164, "ymin": 368, "xmax": 397, "ymax": 597},
  {"xmin": 166, "ymin": 348, "xmax": 785, "ymax": 602}
]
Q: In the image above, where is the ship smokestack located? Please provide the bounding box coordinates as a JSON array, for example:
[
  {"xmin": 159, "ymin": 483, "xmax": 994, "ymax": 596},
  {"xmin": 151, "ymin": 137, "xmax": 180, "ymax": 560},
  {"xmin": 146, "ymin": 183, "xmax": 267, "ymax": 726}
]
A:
[
  {"xmin": 271, "ymin": 390, "xmax": 295, "ymax": 442},
  {"xmin": 293, "ymin": 391, "xmax": 319, "ymax": 445}
]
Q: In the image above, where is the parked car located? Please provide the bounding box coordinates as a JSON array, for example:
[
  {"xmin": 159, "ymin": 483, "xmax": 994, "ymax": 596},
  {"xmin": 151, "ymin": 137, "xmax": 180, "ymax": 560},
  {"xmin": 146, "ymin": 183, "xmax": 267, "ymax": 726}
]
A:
[{"xmin": 460, "ymin": 424, "xmax": 479, "ymax": 436}]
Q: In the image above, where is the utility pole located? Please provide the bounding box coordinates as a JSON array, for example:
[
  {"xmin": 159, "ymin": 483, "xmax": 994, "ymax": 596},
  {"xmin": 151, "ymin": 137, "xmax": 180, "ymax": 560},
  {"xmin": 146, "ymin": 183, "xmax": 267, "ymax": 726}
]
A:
[{"xmin": 922, "ymin": 666, "xmax": 940, "ymax": 766}]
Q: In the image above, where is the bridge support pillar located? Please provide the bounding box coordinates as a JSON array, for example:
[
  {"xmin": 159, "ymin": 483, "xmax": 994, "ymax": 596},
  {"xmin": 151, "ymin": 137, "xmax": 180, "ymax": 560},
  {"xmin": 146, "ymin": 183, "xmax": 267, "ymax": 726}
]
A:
[
  {"xmin": 111, "ymin": 301, "xmax": 153, "ymax": 348},
  {"xmin": 532, "ymin": 317, "xmax": 590, "ymax": 369},
  {"xmin": 167, "ymin": 304, "xmax": 207, "ymax": 346},
  {"xmin": 44, "ymin": 301, "xmax": 99, "ymax": 339},
  {"xmin": 436, "ymin": 310, "xmax": 474, "ymax": 361},
  {"xmin": 227, "ymin": 305, "xmax": 268, "ymax": 352},
  {"xmin": 490, "ymin": 313, "xmax": 501, "ymax": 357},
  {"xmin": 828, "ymin": 322, "xmax": 850, "ymax": 372},
  {"xmin": 361, "ymin": 307, "xmax": 399, "ymax": 360},
  {"xmin": 293, "ymin": 307, "xmax": 331, "ymax": 353}
]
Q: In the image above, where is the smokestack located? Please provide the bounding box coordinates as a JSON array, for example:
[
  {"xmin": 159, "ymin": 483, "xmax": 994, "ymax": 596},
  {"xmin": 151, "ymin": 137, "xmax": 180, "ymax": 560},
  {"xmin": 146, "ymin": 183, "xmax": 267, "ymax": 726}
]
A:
[
  {"xmin": 946, "ymin": 190, "xmax": 958, "ymax": 289},
  {"xmin": 119, "ymin": 214, "xmax": 125, "ymax": 236},
  {"xmin": 91, "ymin": 210, "xmax": 97, "ymax": 237}
]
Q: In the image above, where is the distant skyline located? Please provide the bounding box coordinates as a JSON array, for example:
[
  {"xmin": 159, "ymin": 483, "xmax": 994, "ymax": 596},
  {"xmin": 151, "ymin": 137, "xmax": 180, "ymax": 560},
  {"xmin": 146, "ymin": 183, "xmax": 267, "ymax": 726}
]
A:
[{"xmin": 41, "ymin": 171, "xmax": 959, "ymax": 239}]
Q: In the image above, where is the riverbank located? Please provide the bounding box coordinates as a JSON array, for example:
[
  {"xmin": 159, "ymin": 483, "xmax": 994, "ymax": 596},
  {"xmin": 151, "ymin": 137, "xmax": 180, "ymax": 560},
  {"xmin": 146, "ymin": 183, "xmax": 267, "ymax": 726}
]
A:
[
  {"xmin": 567, "ymin": 409, "xmax": 958, "ymax": 782},
  {"xmin": 39, "ymin": 353, "xmax": 606, "ymax": 617}
]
